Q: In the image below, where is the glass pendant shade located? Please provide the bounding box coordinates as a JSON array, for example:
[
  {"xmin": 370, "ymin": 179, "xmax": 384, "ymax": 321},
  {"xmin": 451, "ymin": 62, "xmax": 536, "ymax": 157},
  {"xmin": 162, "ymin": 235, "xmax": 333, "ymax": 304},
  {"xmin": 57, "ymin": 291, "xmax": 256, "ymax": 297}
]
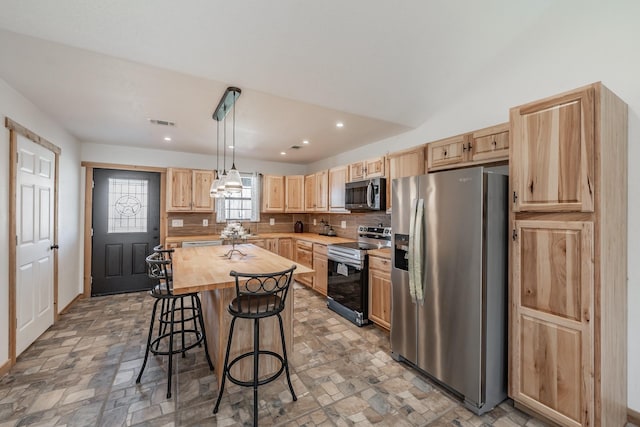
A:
[
  {"xmin": 209, "ymin": 181, "xmax": 218, "ymax": 198},
  {"xmin": 225, "ymin": 166, "xmax": 242, "ymax": 193},
  {"xmin": 217, "ymin": 171, "xmax": 227, "ymax": 193}
]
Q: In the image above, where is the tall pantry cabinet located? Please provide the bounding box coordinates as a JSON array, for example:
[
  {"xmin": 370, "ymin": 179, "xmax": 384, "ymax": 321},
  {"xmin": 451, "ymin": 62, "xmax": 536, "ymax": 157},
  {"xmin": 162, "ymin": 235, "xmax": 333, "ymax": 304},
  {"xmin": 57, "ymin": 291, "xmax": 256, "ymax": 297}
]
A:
[{"xmin": 509, "ymin": 82, "xmax": 627, "ymax": 427}]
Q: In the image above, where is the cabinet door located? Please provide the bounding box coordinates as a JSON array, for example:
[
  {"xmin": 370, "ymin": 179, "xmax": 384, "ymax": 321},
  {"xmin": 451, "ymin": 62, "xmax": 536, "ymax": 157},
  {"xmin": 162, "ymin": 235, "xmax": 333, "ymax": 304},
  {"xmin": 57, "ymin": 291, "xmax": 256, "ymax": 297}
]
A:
[
  {"xmin": 471, "ymin": 123, "xmax": 509, "ymax": 163},
  {"xmin": 304, "ymin": 174, "xmax": 316, "ymax": 211},
  {"xmin": 511, "ymin": 220, "xmax": 594, "ymax": 427},
  {"xmin": 368, "ymin": 256, "xmax": 391, "ymax": 330},
  {"xmin": 192, "ymin": 169, "xmax": 215, "ymax": 211},
  {"xmin": 167, "ymin": 168, "xmax": 193, "ymax": 211},
  {"xmin": 511, "ymin": 88, "xmax": 595, "ymax": 212},
  {"xmin": 349, "ymin": 162, "xmax": 366, "ymax": 181},
  {"xmin": 262, "ymin": 175, "xmax": 285, "ymax": 212},
  {"xmin": 278, "ymin": 238, "xmax": 293, "ymax": 259},
  {"xmin": 365, "ymin": 157, "xmax": 385, "ymax": 178},
  {"xmin": 427, "ymin": 135, "xmax": 465, "ymax": 170},
  {"xmin": 285, "ymin": 175, "xmax": 305, "ymax": 212},
  {"xmin": 266, "ymin": 238, "xmax": 278, "ymax": 253},
  {"xmin": 387, "ymin": 147, "xmax": 425, "ymax": 211},
  {"xmin": 328, "ymin": 165, "xmax": 349, "ymax": 212},
  {"xmin": 315, "ymin": 170, "xmax": 328, "ymax": 212},
  {"xmin": 313, "ymin": 244, "xmax": 328, "ymax": 296},
  {"xmin": 295, "ymin": 241, "xmax": 313, "ymax": 287}
]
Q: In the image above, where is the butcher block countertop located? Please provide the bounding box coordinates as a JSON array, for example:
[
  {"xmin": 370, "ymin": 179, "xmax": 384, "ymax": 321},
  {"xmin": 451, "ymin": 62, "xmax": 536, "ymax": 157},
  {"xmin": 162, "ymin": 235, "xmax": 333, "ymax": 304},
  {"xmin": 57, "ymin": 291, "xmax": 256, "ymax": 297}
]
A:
[
  {"xmin": 368, "ymin": 247, "xmax": 391, "ymax": 259},
  {"xmin": 172, "ymin": 243, "xmax": 314, "ymax": 295},
  {"xmin": 165, "ymin": 232, "xmax": 354, "ymax": 246}
]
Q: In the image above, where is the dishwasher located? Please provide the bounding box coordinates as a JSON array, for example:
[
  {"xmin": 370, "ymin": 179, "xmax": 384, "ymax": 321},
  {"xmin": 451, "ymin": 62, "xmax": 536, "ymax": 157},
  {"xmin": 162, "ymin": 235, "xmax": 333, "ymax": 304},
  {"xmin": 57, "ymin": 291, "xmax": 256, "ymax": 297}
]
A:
[{"xmin": 181, "ymin": 240, "xmax": 222, "ymax": 247}]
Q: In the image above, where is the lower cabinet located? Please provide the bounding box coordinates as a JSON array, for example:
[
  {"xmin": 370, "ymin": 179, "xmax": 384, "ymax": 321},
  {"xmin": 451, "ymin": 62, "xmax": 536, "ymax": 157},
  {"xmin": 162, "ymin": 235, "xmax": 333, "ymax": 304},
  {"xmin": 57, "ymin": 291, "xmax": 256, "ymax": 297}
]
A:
[
  {"xmin": 278, "ymin": 237, "xmax": 293, "ymax": 260},
  {"xmin": 313, "ymin": 244, "xmax": 328, "ymax": 296},
  {"xmin": 295, "ymin": 240, "xmax": 313, "ymax": 287},
  {"xmin": 368, "ymin": 255, "xmax": 391, "ymax": 330}
]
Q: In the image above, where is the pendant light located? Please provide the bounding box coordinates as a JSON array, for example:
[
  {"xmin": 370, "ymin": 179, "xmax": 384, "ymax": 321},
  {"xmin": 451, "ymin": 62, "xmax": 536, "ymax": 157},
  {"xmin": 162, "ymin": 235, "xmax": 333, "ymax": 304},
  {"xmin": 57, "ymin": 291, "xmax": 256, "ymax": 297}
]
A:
[
  {"xmin": 216, "ymin": 113, "xmax": 228, "ymax": 195},
  {"xmin": 224, "ymin": 89, "xmax": 242, "ymax": 194},
  {"xmin": 209, "ymin": 119, "xmax": 220, "ymax": 198}
]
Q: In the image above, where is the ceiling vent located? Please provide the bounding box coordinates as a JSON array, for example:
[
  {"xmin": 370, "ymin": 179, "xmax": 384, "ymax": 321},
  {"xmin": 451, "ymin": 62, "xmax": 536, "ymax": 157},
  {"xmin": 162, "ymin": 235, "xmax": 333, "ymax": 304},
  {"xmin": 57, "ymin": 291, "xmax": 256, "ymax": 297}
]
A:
[
  {"xmin": 148, "ymin": 118, "xmax": 176, "ymax": 127},
  {"xmin": 290, "ymin": 145, "xmax": 302, "ymax": 150}
]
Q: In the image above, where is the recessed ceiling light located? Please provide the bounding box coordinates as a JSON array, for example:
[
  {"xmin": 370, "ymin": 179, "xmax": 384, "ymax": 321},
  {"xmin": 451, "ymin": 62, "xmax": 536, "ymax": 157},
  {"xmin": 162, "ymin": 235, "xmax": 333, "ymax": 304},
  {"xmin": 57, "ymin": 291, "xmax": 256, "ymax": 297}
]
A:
[
  {"xmin": 336, "ymin": 122, "xmax": 344, "ymax": 128},
  {"xmin": 228, "ymin": 145, "xmax": 234, "ymax": 149},
  {"xmin": 302, "ymin": 140, "xmax": 309, "ymax": 144},
  {"xmin": 164, "ymin": 136, "xmax": 172, "ymax": 142},
  {"xmin": 280, "ymin": 151, "xmax": 286, "ymax": 155}
]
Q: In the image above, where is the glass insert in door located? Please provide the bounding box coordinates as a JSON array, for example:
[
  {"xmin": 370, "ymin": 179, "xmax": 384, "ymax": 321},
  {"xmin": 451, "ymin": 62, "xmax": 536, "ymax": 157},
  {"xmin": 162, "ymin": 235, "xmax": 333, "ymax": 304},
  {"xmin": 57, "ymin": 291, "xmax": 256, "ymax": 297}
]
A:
[{"xmin": 107, "ymin": 178, "xmax": 148, "ymax": 233}]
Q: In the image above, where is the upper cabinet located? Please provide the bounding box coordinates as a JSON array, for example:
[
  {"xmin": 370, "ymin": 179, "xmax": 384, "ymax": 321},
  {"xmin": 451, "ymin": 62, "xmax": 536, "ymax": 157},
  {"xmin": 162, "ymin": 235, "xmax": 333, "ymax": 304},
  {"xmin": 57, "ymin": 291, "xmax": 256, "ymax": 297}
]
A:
[
  {"xmin": 427, "ymin": 123, "xmax": 509, "ymax": 172},
  {"xmin": 285, "ymin": 175, "xmax": 305, "ymax": 213},
  {"xmin": 328, "ymin": 165, "xmax": 349, "ymax": 212},
  {"xmin": 386, "ymin": 146, "xmax": 426, "ymax": 211},
  {"xmin": 304, "ymin": 170, "xmax": 328, "ymax": 212},
  {"xmin": 511, "ymin": 89, "xmax": 594, "ymax": 212},
  {"xmin": 263, "ymin": 175, "xmax": 305, "ymax": 213},
  {"xmin": 166, "ymin": 168, "xmax": 215, "ymax": 212},
  {"xmin": 262, "ymin": 175, "xmax": 285, "ymax": 212},
  {"xmin": 349, "ymin": 156, "xmax": 385, "ymax": 182}
]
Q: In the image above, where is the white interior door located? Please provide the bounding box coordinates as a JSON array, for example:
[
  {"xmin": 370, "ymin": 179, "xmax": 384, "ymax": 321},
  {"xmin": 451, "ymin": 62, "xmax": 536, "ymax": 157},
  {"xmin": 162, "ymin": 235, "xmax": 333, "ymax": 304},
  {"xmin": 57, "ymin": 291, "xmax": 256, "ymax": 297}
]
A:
[{"xmin": 16, "ymin": 135, "xmax": 55, "ymax": 355}]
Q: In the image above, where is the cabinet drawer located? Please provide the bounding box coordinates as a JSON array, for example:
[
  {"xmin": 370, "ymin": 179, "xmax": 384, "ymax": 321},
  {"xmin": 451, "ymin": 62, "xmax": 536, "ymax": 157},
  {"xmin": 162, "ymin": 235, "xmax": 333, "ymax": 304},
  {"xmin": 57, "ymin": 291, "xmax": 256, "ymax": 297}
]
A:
[
  {"xmin": 296, "ymin": 240, "xmax": 313, "ymax": 251},
  {"xmin": 369, "ymin": 255, "xmax": 390, "ymax": 271},
  {"xmin": 296, "ymin": 248, "xmax": 313, "ymax": 268},
  {"xmin": 313, "ymin": 243, "xmax": 327, "ymax": 256}
]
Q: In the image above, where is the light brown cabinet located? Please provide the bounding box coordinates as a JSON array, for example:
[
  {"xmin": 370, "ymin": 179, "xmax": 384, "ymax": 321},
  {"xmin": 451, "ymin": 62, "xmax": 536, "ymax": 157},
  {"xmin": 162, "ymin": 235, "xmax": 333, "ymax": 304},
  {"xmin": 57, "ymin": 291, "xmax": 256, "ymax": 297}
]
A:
[
  {"xmin": 262, "ymin": 175, "xmax": 285, "ymax": 212},
  {"xmin": 427, "ymin": 123, "xmax": 509, "ymax": 172},
  {"xmin": 328, "ymin": 165, "xmax": 349, "ymax": 212},
  {"xmin": 278, "ymin": 237, "xmax": 293, "ymax": 260},
  {"xmin": 348, "ymin": 156, "xmax": 385, "ymax": 182},
  {"xmin": 368, "ymin": 255, "xmax": 391, "ymax": 330},
  {"xmin": 312, "ymin": 244, "xmax": 328, "ymax": 296},
  {"xmin": 294, "ymin": 240, "xmax": 313, "ymax": 287},
  {"xmin": 285, "ymin": 175, "xmax": 305, "ymax": 213},
  {"xmin": 166, "ymin": 168, "xmax": 215, "ymax": 212},
  {"xmin": 509, "ymin": 83, "xmax": 627, "ymax": 427},
  {"xmin": 304, "ymin": 170, "xmax": 328, "ymax": 212},
  {"xmin": 386, "ymin": 146, "xmax": 426, "ymax": 211}
]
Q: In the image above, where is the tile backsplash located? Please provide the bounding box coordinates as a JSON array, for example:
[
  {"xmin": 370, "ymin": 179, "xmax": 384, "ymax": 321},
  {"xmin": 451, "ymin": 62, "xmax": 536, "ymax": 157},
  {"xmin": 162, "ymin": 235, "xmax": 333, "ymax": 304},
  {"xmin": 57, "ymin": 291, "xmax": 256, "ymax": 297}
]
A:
[{"xmin": 167, "ymin": 212, "xmax": 391, "ymax": 239}]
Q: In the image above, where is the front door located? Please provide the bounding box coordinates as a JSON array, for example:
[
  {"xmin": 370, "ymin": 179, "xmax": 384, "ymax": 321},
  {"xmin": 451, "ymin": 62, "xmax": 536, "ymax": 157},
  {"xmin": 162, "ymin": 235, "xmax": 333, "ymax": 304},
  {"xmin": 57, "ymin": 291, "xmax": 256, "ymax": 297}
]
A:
[
  {"xmin": 16, "ymin": 135, "xmax": 55, "ymax": 355},
  {"xmin": 91, "ymin": 169, "xmax": 160, "ymax": 296}
]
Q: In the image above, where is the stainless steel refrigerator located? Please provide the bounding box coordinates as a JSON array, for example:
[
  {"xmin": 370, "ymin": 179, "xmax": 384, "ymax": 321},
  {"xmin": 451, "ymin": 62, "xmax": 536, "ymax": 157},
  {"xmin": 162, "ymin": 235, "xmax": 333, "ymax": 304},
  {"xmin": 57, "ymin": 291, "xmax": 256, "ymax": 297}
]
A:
[{"xmin": 390, "ymin": 166, "xmax": 507, "ymax": 414}]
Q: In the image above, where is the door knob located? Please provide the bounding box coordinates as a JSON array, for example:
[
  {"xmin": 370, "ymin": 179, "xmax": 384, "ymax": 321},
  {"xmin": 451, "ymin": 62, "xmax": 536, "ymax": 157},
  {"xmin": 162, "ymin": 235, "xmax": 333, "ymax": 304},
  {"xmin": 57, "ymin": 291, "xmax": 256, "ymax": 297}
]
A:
[{"xmin": 50, "ymin": 244, "xmax": 59, "ymax": 250}]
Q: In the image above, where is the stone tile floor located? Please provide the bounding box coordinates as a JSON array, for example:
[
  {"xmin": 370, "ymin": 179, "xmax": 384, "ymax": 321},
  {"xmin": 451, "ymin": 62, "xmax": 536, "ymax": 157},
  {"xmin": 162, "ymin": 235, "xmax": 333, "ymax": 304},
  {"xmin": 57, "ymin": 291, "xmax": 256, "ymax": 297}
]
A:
[{"xmin": 0, "ymin": 283, "xmax": 551, "ymax": 426}]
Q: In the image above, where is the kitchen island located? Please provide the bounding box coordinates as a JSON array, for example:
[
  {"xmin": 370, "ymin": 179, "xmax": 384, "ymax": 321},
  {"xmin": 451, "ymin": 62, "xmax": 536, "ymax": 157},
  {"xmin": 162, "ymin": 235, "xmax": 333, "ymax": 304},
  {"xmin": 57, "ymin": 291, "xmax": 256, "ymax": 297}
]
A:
[{"xmin": 172, "ymin": 244, "xmax": 314, "ymax": 386}]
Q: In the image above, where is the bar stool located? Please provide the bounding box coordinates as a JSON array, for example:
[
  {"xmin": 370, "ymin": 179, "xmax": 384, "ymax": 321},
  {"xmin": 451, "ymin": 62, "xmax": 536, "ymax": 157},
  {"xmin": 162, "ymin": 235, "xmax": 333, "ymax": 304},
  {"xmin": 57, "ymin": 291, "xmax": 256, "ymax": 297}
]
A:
[
  {"xmin": 136, "ymin": 247, "xmax": 214, "ymax": 398},
  {"xmin": 213, "ymin": 265, "xmax": 297, "ymax": 425}
]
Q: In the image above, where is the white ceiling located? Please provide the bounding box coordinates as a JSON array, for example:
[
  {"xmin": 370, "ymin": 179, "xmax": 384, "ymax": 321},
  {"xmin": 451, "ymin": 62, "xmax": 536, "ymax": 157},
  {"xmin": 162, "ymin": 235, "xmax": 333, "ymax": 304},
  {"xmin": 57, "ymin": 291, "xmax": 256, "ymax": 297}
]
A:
[{"xmin": 0, "ymin": 0, "xmax": 554, "ymax": 164}]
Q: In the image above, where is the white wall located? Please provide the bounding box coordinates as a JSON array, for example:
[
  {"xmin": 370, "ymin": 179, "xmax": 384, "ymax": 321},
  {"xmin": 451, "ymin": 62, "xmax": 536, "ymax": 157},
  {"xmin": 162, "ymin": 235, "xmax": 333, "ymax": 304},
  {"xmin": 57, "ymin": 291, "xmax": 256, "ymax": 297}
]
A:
[
  {"xmin": 0, "ymin": 77, "xmax": 82, "ymax": 365},
  {"xmin": 81, "ymin": 142, "xmax": 308, "ymax": 176},
  {"xmin": 311, "ymin": 0, "xmax": 640, "ymax": 412}
]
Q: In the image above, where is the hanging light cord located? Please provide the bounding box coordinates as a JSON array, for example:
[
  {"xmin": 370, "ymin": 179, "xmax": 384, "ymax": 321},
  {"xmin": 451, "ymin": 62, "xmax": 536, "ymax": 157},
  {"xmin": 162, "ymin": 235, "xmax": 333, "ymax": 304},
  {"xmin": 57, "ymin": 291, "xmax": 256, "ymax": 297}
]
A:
[
  {"xmin": 222, "ymin": 107, "xmax": 227, "ymax": 174},
  {"xmin": 232, "ymin": 91, "xmax": 236, "ymax": 169},
  {"xmin": 215, "ymin": 119, "xmax": 220, "ymax": 178}
]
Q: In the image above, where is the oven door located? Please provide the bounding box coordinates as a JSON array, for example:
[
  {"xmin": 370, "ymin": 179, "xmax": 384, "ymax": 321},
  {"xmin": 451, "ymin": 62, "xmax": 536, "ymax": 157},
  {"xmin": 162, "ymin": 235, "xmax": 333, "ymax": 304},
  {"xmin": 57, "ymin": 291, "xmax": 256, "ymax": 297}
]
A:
[{"xmin": 327, "ymin": 258, "xmax": 368, "ymax": 316}]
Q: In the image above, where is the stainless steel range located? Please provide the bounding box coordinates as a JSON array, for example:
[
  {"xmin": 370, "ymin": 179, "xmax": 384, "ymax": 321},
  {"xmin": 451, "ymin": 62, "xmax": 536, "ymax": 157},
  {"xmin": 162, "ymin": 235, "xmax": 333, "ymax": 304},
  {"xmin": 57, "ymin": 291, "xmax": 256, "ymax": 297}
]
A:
[{"xmin": 327, "ymin": 225, "xmax": 391, "ymax": 326}]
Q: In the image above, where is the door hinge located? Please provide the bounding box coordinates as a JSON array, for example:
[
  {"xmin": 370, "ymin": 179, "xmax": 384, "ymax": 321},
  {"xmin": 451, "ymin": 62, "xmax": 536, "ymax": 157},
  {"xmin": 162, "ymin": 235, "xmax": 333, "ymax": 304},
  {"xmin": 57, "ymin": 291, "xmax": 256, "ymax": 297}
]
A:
[
  {"xmin": 90, "ymin": 276, "xmax": 93, "ymax": 284},
  {"xmin": 92, "ymin": 180, "xmax": 95, "ymax": 189},
  {"xmin": 91, "ymin": 228, "xmax": 94, "ymax": 237},
  {"xmin": 512, "ymin": 191, "xmax": 518, "ymax": 204},
  {"xmin": 512, "ymin": 229, "xmax": 518, "ymax": 241}
]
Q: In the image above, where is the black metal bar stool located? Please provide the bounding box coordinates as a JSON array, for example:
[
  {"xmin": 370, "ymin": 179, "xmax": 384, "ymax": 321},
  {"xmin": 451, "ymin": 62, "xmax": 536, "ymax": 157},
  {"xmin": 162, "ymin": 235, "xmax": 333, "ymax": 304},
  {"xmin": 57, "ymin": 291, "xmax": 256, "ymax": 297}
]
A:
[
  {"xmin": 136, "ymin": 246, "xmax": 214, "ymax": 398},
  {"xmin": 213, "ymin": 265, "xmax": 297, "ymax": 425}
]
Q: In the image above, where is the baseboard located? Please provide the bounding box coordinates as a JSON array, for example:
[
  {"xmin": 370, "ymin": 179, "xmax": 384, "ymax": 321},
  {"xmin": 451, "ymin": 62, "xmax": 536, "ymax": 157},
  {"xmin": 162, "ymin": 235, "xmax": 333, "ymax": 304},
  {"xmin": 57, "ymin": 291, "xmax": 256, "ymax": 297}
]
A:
[
  {"xmin": 59, "ymin": 293, "xmax": 83, "ymax": 314},
  {"xmin": 629, "ymin": 408, "xmax": 640, "ymax": 426},
  {"xmin": 0, "ymin": 359, "xmax": 12, "ymax": 376}
]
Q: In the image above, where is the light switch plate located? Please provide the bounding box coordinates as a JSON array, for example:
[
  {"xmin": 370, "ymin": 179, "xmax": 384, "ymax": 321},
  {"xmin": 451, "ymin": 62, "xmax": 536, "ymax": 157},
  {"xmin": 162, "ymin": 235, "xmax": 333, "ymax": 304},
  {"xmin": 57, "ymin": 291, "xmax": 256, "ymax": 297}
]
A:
[
  {"xmin": 341, "ymin": 220, "xmax": 347, "ymax": 229},
  {"xmin": 171, "ymin": 219, "xmax": 183, "ymax": 227},
  {"xmin": 202, "ymin": 219, "xmax": 208, "ymax": 227},
  {"xmin": 270, "ymin": 218, "xmax": 275, "ymax": 225}
]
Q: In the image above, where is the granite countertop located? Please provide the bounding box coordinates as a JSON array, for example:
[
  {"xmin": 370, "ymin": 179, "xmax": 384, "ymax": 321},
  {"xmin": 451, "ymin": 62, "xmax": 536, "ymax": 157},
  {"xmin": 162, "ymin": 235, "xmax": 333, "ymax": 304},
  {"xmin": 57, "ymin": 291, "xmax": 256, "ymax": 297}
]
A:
[{"xmin": 165, "ymin": 232, "xmax": 353, "ymax": 246}]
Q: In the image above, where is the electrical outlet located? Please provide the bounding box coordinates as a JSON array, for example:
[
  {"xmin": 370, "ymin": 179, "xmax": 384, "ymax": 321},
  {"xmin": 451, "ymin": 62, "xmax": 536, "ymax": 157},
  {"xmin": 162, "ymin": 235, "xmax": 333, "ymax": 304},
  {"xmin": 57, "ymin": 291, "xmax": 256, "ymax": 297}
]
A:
[
  {"xmin": 270, "ymin": 218, "xmax": 275, "ymax": 226},
  {"xmin": 202, "ymin": 219, "xmax": 208, "ymax": 227},
  {"xmin": 171, "ymin": 219, "xmax": 183, "ymax": 227},
  {"xmin": 341, "ymin": 220, "xmax": 347, "ymax": 229},
  {"xmin": 313, "ymin": 219, "xmax": 317, "ymax": 226}
]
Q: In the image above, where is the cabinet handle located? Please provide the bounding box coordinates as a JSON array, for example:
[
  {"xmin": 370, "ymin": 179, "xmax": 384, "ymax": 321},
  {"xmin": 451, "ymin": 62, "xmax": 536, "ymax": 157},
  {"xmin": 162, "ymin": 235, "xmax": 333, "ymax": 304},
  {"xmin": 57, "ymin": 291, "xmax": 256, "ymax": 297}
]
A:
[
  {"xmin": 512, "ymin": 229, "xmax": 518, "ymax": 241},
  {"xmin": 443, "ymin": 149, "xmax": 448, "ymax": 157},
  {"xmin": 492, "ymin": 139, "xmax": 497, "ymax": 147},
  {"xmin": 467, "ymin": 142, "xmax": 473, "ymax": 151}
]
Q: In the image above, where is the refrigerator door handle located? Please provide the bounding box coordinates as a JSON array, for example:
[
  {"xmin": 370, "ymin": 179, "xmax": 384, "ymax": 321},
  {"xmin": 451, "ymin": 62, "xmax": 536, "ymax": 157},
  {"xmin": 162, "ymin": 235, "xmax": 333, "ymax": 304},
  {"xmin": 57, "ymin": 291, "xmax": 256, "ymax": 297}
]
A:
[
  {"xmin": 414, "ymin": 198, "xmax": 425, "ymax": 304},
  {"xmin": 408, "ymin": 198, "xmax": 417, "ymax": 303}
]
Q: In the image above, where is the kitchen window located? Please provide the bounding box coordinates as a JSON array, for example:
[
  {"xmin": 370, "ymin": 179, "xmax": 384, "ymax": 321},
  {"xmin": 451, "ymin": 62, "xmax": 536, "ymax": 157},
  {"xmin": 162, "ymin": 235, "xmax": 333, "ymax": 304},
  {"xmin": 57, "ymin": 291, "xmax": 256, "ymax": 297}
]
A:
[{"xmin": 216, "ymin": 172, "xmax": 261, "ymax": 222}]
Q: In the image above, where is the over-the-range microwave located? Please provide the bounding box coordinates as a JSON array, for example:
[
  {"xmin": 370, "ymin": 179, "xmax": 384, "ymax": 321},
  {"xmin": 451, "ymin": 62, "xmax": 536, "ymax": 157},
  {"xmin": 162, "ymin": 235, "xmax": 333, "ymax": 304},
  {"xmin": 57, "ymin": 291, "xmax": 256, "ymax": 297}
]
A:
[{"xmin": 345, "ymin": 177, "xmax": 386, "ymax": 211}]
